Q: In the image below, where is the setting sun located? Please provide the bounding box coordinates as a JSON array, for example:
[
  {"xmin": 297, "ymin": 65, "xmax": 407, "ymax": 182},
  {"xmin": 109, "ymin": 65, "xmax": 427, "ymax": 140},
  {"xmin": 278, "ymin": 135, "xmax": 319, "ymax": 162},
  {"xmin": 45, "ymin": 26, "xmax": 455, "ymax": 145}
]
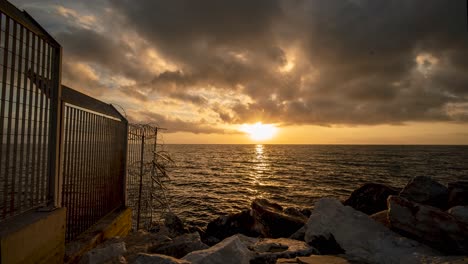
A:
[{"xmin": 240, "ymin": 122, "xmax": 278, "ymax": 141}]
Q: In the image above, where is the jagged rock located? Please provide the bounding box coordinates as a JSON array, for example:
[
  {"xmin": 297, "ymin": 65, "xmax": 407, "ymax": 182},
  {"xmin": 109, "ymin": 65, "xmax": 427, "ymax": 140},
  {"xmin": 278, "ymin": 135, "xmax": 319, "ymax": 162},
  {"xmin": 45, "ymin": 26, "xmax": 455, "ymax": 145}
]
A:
[
  {"xmin": 134, "ymin": 253, "xmax": 190, "ymax": 264},
  {"xmin": 164, "ymin": 212, "xmax": 188, "ymax": 237},
  {"xmin": 203, "ymin": 209, "xmax": 259, "ymax": 245},
  {"xmin": 399, "ymin": 176, "xmax": 448, "ymax": 209},
  {"xmin": 388, "ymin": 195, "xmax": 468, "ymax": 254},
  {"xmin": 289, "ymin": 226, "xmax": 305, "ymax": 241},
  {"xmin": 284, "ymin": 207, "xmax": 309, "ymax": 219},
  {"xmin": 276, "ymin": 255, "xmax": 350, "ymax": 264},
  {"xmin": 448, "ymin": 181, "xmax": 468, "ymax": 208},
  {"xmin": 148, "ymin": 232, "xmax": 209, "ymax": 258},
  {"xmin": 343, "ymin": 183, "xmax": 399, "ymax": 215},
  {"xmin": 250, "ymin": 238, "xmax": 318, "ymax": 264},
  {"xmin": 305, "ymin": 198, "xmax": 438, "ymax": 264},
  {"xmin": 448, "ymin": 206, "xmax": 468, "ymax": 224},
  {"xmin": 370, "ymin": 210, "xmax": 390, "ymax": 227},
  {"xmin": 80, "ymin": 242, "xmax": 126, "ymax": 264},
  {"xmin": 182, "ymin": 234, "xmax": 256, "ymax": 264},
  {"xmin": 251, "ymin": 199, "xmax": 307, "ymax": 238}
]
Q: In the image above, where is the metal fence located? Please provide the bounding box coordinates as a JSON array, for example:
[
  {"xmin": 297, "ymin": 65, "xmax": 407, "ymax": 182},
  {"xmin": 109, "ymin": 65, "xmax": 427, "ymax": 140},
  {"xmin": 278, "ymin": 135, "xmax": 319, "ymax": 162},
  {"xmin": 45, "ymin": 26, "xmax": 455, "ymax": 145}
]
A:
[
  {"xmin": 61, "ymin": 86, "xmax": 127, "ymax": 241},
  {"xmin": 127, "ymin": 124, "xmax": 171, "ymax": 230},
  {"xmin": 0, "ymin": 1, "xmax": 61, "ymax": 221}
]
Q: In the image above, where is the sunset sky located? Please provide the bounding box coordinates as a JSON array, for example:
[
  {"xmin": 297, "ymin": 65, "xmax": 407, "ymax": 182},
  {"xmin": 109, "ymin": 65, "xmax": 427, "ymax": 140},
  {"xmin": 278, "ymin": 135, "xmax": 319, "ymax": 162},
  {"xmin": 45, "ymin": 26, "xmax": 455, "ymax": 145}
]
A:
[{"xmin": 10, "ymin": 0, "xmax": 468, "ymax": 144}]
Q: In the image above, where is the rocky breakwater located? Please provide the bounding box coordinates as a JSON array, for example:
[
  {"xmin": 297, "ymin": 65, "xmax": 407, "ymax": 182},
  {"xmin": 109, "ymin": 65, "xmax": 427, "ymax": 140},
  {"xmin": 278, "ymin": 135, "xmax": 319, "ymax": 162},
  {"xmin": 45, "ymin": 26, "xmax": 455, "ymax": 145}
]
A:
[{"xmin": 79, "ymin": 177, "xmax": 468, "ymax": 264}]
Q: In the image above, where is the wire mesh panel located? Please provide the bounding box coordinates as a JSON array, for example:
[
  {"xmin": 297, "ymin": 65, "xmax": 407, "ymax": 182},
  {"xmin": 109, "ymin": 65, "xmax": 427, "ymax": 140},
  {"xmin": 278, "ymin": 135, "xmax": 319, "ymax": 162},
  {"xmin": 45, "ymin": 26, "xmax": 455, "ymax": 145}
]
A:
[
  {"xmin": 0, "ymin": 3, "xmax": 61, "ymax": 222},
  {"xmin": 127, "ymin": 124, "xmax": 157, "ymax": 230},
  {"xmin": 61, "ymin": 100, "xmax": 127, "ymax": 241}
]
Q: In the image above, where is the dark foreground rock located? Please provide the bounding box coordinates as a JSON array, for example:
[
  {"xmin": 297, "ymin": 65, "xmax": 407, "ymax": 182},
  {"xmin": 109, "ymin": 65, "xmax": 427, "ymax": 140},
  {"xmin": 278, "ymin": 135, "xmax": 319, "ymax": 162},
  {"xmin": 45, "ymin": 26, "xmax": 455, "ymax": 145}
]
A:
[
  {"xmin": 448, "ymin": 181, "xmax": 468, "ymax": 208},
  {"xmin": 203, "ymin": 209, "xmax": 259, "ymax": 245},
  {"xmin": 163, "ymin": 212, "xmax": 188, "ymax": 237},
  {"xmin": 399, "ymin": 176, "xmax": 448, "ymax": 209},
  {"xmin": 388, "ymin": 195, "xmax": 468, "ymax": 254},
  {"xmin": 343, "ymin": 183, "xmax": 400, "ymax": 215},
  {"xmin": 305, "ymin": 198, "xmax": 438, "ymax": 264},
  {"xmin": 148, "ymin": 232, "xmax": 209, "ymax": 258},
  {"xmin": 251, "ymin": 199, "xmax": 307, "ymax": 238}
]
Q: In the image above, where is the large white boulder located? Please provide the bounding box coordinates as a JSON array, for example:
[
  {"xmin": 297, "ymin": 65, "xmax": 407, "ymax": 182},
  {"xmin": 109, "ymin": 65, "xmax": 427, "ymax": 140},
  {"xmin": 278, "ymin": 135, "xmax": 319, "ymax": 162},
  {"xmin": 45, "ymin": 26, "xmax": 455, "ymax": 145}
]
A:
[
  {"xmin": 388, "ymin": 196, "xmax": 468, "ymax": 254},
  {"xmin": 182, "ymin": 234, "xmax": 256, "ymax": 264},
  {"xmin": 304, "ymin": 198, "xmax": 438, "ymax": 264}
]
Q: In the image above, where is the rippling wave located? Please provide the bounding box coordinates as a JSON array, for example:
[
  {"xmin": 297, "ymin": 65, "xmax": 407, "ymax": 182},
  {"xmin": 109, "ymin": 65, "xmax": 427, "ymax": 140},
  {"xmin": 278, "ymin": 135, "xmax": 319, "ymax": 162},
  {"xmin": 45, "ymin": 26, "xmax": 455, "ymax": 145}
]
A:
[{"xmin": 161, "ymin": 144, "xmax": 468, "ymax": 227}]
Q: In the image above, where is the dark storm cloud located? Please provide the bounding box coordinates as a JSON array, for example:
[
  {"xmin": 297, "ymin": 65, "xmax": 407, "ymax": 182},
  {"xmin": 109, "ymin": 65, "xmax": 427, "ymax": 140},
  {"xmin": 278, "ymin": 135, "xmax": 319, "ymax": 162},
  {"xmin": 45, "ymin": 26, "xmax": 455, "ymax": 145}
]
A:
[
  {"xmin": 130, "ymin": 111, "xmax": 236, "ymax": 134},
  {"xmin": 107, "ymin": 0, "xmax": 468, "ymax": 127},
  {"xmin": 11, "ymin": 0, "xmax": 468, "ymax": 132}
]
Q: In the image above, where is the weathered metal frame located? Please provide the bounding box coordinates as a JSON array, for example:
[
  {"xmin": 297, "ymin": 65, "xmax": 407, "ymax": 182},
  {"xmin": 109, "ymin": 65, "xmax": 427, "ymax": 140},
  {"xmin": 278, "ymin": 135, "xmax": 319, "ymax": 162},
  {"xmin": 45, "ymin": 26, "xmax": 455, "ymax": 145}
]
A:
[{"xmin": 0, "ymin": 0, "xmax": 62, "ymax": 221}]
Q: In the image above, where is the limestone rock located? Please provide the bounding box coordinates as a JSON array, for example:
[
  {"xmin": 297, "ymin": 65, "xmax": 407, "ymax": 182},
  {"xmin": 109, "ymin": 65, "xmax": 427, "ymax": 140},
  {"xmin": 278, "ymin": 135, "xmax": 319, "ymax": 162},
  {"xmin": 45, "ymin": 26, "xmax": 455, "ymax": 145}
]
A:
[
  {"xmin": 133, "ymin": 253, "xmax": 190, "ymax": 264},
  {"xmin": 81, "ymin": 242, "xmax": 126, "ymax": 264},
  {"xmin": 182, "ymin": 234, "xmax": 256, "ymax": 264},
  {"xmin": 250, "ymin": 238, "xmax": 317, "ymax": 263},
  {"xmin": 399, "ymin": 176, "xmax": 448, "ymax": 209},
  {"xmin": 276, "ymin": 255, "xmax": 350, "ymax": 264},
  {"xmin": 251, "ymin": 199, "xmax": 306, "ymax": 238},
  {"xmin": 149, "ymin": 232, "xmax": 209, "ymax": 258},
  {"xmin": 343, "ymin": 183, "xmax": 399, "ymax": 215},
  {"xmin": 388, "ymin": 195, "xmax": 468, "ymax": 254},
  {"xmin": 305, "ymin": 198, "xmax": 438, "ymax": 264},
  {"xmin": 370, "ymin": 210, "xmax": 390, "ymax": 227},
  {"xmin": 204, "ymin": 209, "xmax": 259, "ymax": 245},
  {"xmin": 448, "ymin": 206, "xmax": 468, "ymax": 224},
  {"xmin": 448, "ymin": 181, "xmax": 468, "ymax": 208}
]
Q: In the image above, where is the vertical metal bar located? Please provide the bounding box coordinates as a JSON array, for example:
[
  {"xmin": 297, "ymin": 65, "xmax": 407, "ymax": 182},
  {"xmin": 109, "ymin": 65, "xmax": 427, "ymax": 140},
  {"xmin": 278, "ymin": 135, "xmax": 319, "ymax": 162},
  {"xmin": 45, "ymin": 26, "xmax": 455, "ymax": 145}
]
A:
[
  {"xmin": 36, "ymin": 37, "xmax": 44, "ymax": 203},
  {"xmin": 47, "ymin": 45, "xmax": 62, "ymax": 207},
  {"xmin": 30, "ymin": 33, "xmax": 39, "ymax": 206},
  {"xmin": 5, "ymin": 19, "xmax": 18, "ymax": 216},
  {"xmin": 18, "ymin": 25, "xmax": 28, "ymax": 213},
  {"xmin": 91, "ymin": 113, "xmax": 97, "ymax": 223},
  {"xmin": 25, "ymin": 30, "xmax": 34, "ymax": 209},
  {"xmin": 69, "ymin": 107, "xmax": 78, "ymax": 240},
  {"xmin": 11, "ymin": 23, "xmax": 23, "ymax": 213},
  {"xmin": 39, "ymin": 37, "xmax": 47, "ymax": 203},
  {"xmin": 0, "ymin": 15, "xmax": 10, "ymax": 218},
  {"xmin": 136, "ymin": 133, "xmax": 145, "ymax": 230}
]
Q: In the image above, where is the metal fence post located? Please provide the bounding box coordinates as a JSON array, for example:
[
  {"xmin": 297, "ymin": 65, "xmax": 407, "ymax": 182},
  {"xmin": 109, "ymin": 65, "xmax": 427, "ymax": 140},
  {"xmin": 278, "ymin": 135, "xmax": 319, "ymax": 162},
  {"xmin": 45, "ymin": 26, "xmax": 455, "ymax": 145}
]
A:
[
  {"xmin": 48, "ymin": 46, "xmax": 63, "ymax": 208},
  {"xmin": 136, "ymin": 132, "xmax": 145, "ymax": 230}
]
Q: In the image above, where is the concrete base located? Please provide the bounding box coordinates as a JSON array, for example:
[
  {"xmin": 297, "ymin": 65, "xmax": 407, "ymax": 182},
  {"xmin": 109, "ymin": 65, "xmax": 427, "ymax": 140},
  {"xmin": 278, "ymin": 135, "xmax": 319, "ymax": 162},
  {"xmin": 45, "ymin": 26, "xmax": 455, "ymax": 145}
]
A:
[
  {"xmin": 65, "ymin": 207, "xmax": 132, "ymax": 264},
  {"xmin": 0, "ymin": 208, "xmax": 66, "ymax": 264}
]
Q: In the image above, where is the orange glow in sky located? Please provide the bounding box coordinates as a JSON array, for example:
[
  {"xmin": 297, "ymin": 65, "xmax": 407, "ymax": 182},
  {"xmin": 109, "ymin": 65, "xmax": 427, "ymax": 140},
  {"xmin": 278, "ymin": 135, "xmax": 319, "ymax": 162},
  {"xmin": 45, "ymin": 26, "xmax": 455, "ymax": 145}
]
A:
[{"xmin": 240, "ymin": 122, "xmax": 278, "ymax": 141}]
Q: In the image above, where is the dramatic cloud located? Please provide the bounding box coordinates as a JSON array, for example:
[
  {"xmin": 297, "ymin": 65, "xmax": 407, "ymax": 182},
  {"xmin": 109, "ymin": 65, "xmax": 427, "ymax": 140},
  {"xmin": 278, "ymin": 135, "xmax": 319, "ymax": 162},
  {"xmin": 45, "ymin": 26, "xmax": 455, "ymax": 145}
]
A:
[{"xmin": 10, "ymin": 0, "xmax": 468, "ymax": 134}]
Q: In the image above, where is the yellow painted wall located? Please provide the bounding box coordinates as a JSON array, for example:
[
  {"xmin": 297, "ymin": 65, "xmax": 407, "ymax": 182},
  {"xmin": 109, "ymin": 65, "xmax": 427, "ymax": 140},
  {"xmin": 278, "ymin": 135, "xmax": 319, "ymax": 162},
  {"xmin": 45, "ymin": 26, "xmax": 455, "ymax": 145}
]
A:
[{"xmin": 0, "ymin": 208, "xmax": 66, "ymax": 264}]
